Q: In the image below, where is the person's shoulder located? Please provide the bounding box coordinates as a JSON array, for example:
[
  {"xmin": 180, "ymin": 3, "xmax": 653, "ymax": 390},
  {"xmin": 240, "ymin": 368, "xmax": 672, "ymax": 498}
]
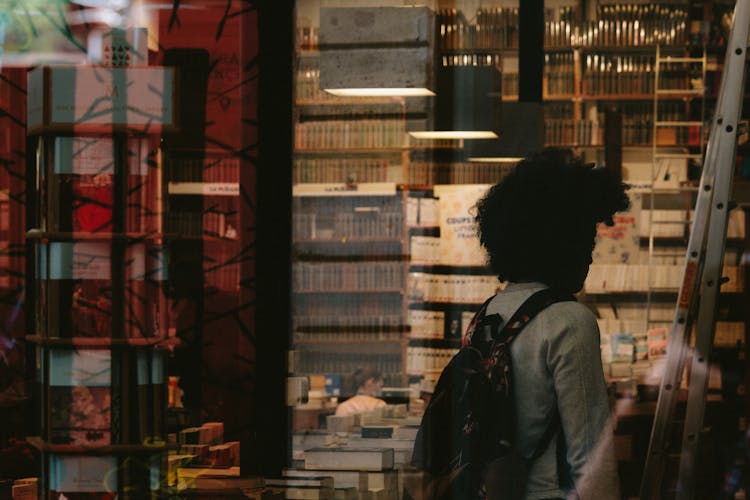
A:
[
  {"xmin": 540, "ymin": 299, "xmax": 598, "ymax": 331},
  {"xmin": 545, "ymin": 299, "xmax": 595, "ymax": 318}
]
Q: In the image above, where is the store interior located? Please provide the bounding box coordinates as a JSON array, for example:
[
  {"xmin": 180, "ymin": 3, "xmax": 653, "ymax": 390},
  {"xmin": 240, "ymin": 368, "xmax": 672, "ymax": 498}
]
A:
[{"xmin": 0, "ymin": 0, "xmax": 748, "ymax": 499}]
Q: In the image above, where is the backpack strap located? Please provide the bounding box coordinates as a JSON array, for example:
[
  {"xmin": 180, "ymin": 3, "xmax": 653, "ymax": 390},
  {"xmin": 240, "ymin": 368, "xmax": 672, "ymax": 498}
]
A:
[
  {"xmin": 462, "ymin": 294, "xmax": 498, "ymax": 347},
  {"xmin": 494, "ymin": 287, "xmax": 576, "ymax": 343},
  {"xmin": 465, "ymin": 288, "xmax": 575, "ymax": 346}
]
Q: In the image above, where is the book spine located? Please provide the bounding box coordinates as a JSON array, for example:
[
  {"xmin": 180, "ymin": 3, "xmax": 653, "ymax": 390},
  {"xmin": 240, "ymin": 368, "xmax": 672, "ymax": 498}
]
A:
[
  {"xmin": 152, "ymin": 351, "xmax": 166, "ymax": 443},
  {"xmin": 136, "ymin": 350, "xmax": 152, "ymax": 444}
]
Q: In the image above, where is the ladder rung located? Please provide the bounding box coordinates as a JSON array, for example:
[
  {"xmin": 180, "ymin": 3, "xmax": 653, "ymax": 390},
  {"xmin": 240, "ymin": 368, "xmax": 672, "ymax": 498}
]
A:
[
  {"xmin": 655, "ymin": 89, "xmax": 705, "ymax": 95},
  {"xmin": 655, "ymin": 121, "xmax": 704, "ymax": 127},
  {"xmin": 651, "ymin": 220, "xmax": 691, "ymax": 225},
  {"xmin": 649, "ymin": 186, "xmax": 701, "ymax": 193},
  {"xmin": 657, "ymin": 57, "xmax": 705, "ymax": 63},
  {"xmin": 654, "ymin": 153, "xmax": 703, "ymax": 159}
]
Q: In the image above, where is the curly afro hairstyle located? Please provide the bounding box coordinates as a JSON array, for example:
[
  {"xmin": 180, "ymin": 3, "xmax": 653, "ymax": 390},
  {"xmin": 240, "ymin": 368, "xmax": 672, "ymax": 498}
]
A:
[{"xmin": 475, "ymin": 148, "xmax": 630, "ymax": 293}]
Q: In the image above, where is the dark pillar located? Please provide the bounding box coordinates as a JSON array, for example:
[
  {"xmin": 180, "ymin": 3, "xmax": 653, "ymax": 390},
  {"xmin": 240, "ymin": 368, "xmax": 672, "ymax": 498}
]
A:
[
  {"xmin": 605, "ymin": 107, "xmax": 623, "ymax": 178},
  {"xmin": 519, "ymin": 0, "xmax": 544, "ymax": 103},
  {"xmin": 255, "ymin": 0, "xmax": 293, "ymax": 476}
]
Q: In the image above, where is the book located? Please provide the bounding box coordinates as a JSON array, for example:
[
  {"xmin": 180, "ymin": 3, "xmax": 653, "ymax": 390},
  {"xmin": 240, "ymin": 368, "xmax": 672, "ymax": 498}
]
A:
[
  {"xmin": 49, "ymin": 350, "xmax": 112, "ymax": 446},
  {"xmin": 124, "ymin": 243, "xmax": 167, "ymax": 340},
  {"xmin": 72, "ymin": 173, "xmax": 114, "ymax": 232},
  {"xmin": 126, "ymin": 138, "xmax": 159, "ymax": 234},
  {"xmin": 265, "ymin": 476, "xmax": 334, "ymax": 490},
  {"xmin": 178, "ymin": 466, "xmax": 241, "ymax": 479},
  {"xmin": 208, "ymin": 441, "xmax": 240, "ymax": 467},
  {"xmin": 284, "ymin": 469, "xmax": 361, "ymax": 490},
  {"xmin": 304, "ymin": 448, "xmax": 394, "ymax": 472},
  {"xmin": 52, "ymin": 137, "xmax": 114, "ymax": 233},
  {"xmin": 49, "ymin": 455, "xmax": 117, "ymax": 496},
  {"xmin": 44, "ymin": 241, "xmax": 112, "ymax": 337},
  {"xmin": 344, "ymin": 438, "xmax": 414, "ymax": 451},
  {"xmin": 181, "ymin": 444, "xmax": 211, "ymax": 464},
  {"xmin": 393, "ymin": 425, "xmax": 420, "ymax": 441},
  {"xmin": 361, "ymin": 426, "xmax": 395, "ymax": 439},
  {"xmin": 151, "ymin": 351, "xmax": 167, "ymax": 441},
  {"xmin": 11, "ymin": 478, "xmax": 37, "ymax": 500},
  {"xmin": 135, "ymin": 350, "xmax": 152, "ymax": 445},
  {"xmin": 326, "ymin": 415, "xmax": 356, "ymax": 434},
  {"xmin": 178, "ymin": 474, "xmax": 263, "ymax": 491}
]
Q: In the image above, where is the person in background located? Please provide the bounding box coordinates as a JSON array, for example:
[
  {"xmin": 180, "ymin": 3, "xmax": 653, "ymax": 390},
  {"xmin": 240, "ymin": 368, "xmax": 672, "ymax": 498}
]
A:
[
  {"xmin": 474, "ymin": 148, "xmax": 629, "ymax": 500},
  {"xmin": 334, "ymin": 367, "xmax": 386, "ymax": 417}
]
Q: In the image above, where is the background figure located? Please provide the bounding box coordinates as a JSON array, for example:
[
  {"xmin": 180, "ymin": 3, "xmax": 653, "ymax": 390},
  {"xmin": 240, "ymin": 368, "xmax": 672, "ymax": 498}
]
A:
[{"xmin": 335, "ymin": 367, "xmax": 386, "ymax": 417}]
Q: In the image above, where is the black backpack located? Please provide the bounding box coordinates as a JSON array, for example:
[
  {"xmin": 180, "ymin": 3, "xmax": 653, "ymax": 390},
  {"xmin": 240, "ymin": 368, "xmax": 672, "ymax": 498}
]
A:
[{"xmin": 411, "ymin": 288, "xmax": 574, "ymax": 499}]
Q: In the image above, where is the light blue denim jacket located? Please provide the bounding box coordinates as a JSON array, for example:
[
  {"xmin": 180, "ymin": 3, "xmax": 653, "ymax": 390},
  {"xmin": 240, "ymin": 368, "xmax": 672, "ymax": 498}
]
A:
[{"xmin": 485, "ymin": 282, "xmax": 620, "ymax": 500}]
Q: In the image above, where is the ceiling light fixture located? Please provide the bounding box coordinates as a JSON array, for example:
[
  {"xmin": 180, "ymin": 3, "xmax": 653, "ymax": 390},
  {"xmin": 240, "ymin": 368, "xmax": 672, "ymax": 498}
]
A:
[
  {"xmin": 319, "ymin": 6, "xmax": 436, "ymax": 98},
  {"xmin": 408, "ymin": 65, "xmax": 501, "ymax": 140}
]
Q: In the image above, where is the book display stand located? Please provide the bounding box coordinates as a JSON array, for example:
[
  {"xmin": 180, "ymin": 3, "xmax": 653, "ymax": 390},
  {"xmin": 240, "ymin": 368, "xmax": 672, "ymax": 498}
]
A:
[{"xmin": 25, "ymin": 31, "xmax": 175, "ymax": 498}]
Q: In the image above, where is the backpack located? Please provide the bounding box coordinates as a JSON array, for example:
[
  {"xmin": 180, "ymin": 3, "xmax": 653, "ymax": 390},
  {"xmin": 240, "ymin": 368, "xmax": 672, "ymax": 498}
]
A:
[{"xmin": 411, "ymin": 288, "xmax": 575, "ymax": 500}]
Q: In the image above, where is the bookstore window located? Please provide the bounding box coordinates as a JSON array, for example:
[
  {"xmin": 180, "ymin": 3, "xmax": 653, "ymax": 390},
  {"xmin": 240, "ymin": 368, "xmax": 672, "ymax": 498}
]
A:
[
  {"xmin": 290, "ymin": 1, "xmax": 750, "ymax": 499},
  {"xmin": 0, "ymin": 0, "xmax": 747, "ymax": 498}
]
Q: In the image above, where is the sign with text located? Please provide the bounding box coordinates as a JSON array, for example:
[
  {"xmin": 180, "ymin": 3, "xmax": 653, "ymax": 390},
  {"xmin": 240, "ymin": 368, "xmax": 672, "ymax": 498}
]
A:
[
  {"xmin": 434, "ymin": 184, "xmax": 490, "ymax": 267},
  {"xmin": 593, "ymin": 192, "xmax": 642, "ymax": 264}
]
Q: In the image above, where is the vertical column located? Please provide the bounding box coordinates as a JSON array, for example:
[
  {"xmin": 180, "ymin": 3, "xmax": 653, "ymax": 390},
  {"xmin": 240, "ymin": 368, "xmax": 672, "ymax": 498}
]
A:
[
  {"xmin": 254, "ymin": 0, "xmax": 293, "ymax": 476},
  {"xmin": 519, "ymin": 0, "xmax": 544, "ymax": 103}
]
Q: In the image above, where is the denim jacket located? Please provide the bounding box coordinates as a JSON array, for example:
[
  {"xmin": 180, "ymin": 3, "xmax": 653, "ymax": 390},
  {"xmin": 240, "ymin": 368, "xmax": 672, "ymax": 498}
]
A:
[{"xmin": 485, "ymin": 282, "xmax": 621, "ymax": 500}]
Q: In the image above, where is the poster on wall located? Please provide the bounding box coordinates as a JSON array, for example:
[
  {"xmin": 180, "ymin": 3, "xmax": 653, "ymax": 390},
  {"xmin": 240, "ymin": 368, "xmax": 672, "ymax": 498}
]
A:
[
  {"xmin": 593, "ymin": 192, "xmax": 642, "ymax": 264},
  {"xmin": 434, "ymin": 184, "xmax": 491, "ymax": 267}
]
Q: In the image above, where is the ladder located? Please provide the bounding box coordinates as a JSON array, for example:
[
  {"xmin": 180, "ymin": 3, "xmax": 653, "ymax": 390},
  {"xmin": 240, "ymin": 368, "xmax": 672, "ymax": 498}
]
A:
[
  {"xmin": 646, "ymin": 45, "xmax": 707, "ymax": 329},
  {"xmin": 640, "ymin": 1, "xmax": 750, "ymax": 498}
]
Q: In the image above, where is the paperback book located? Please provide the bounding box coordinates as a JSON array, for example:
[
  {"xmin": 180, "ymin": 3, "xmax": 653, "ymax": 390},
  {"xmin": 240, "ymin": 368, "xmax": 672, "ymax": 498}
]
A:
[
  {"xmin": 49, "ymin": 455, "xmax": 117, "ymax": 498},
  {"xmin": 49, "ymin": 349, "xmax": 112, "ymax": 446}
]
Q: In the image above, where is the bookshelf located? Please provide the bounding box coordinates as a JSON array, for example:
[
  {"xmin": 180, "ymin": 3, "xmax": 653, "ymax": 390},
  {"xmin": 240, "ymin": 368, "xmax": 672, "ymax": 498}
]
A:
[
  {"xmin": 26, "ymin": 59, "xmax": 174, "ymax": 497},
  {"xmin": 291, "ymin": 186, "xmax": 409, "ymax": 389},
  {"xmin": 164, "ymin": 152, "xmax": 241, "ymax": 294},
  {"xmin": 403, "ymin": 184, "xmax": 498, "ymax": 386}
]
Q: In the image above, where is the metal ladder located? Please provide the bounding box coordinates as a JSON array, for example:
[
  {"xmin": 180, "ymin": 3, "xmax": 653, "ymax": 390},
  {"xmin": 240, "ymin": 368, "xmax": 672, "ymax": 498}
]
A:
[{"xmin": 640, "ymin": 1, "xmax": 750, "ymax": 498}]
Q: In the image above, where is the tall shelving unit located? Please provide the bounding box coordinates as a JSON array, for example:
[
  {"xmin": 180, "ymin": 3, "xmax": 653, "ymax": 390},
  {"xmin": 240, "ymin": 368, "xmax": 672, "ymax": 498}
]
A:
[
  {"xmin": 292, "ymin": 16, "xmax": 415, "ymax": 395},
  {"xmin": 25, "ymin": 61, "xmax": 174, "ymax": 498},
  {"xmin": 291, "ymin": 185, "xmax": 409, "ymax": 391}
]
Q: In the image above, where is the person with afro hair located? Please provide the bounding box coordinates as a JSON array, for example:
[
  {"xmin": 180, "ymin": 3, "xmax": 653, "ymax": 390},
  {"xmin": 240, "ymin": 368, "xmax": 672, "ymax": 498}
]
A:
[{"xmin": 474, "ymin": 148, "xmax": 628, "ymax": 500}]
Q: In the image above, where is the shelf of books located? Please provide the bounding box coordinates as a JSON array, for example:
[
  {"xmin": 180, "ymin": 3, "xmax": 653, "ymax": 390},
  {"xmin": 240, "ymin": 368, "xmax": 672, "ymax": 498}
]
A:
[
  {"xmin": 291, "ymin": 185, "xmax": 409, "ymax": 392},
  {"xmin": 405, "ymin": 184, "xmax": 500, "ymax": 391},
  {"xmin": 164, "ymin": 152, "xmax": 241, "ymax": 293},
  {"xmin": 26, "ymin": 54, "xmax": 175, "ymax": 497},
  {"xmin": 429, "ymin": 1, "xmax": 733, "ymax": 155}
]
